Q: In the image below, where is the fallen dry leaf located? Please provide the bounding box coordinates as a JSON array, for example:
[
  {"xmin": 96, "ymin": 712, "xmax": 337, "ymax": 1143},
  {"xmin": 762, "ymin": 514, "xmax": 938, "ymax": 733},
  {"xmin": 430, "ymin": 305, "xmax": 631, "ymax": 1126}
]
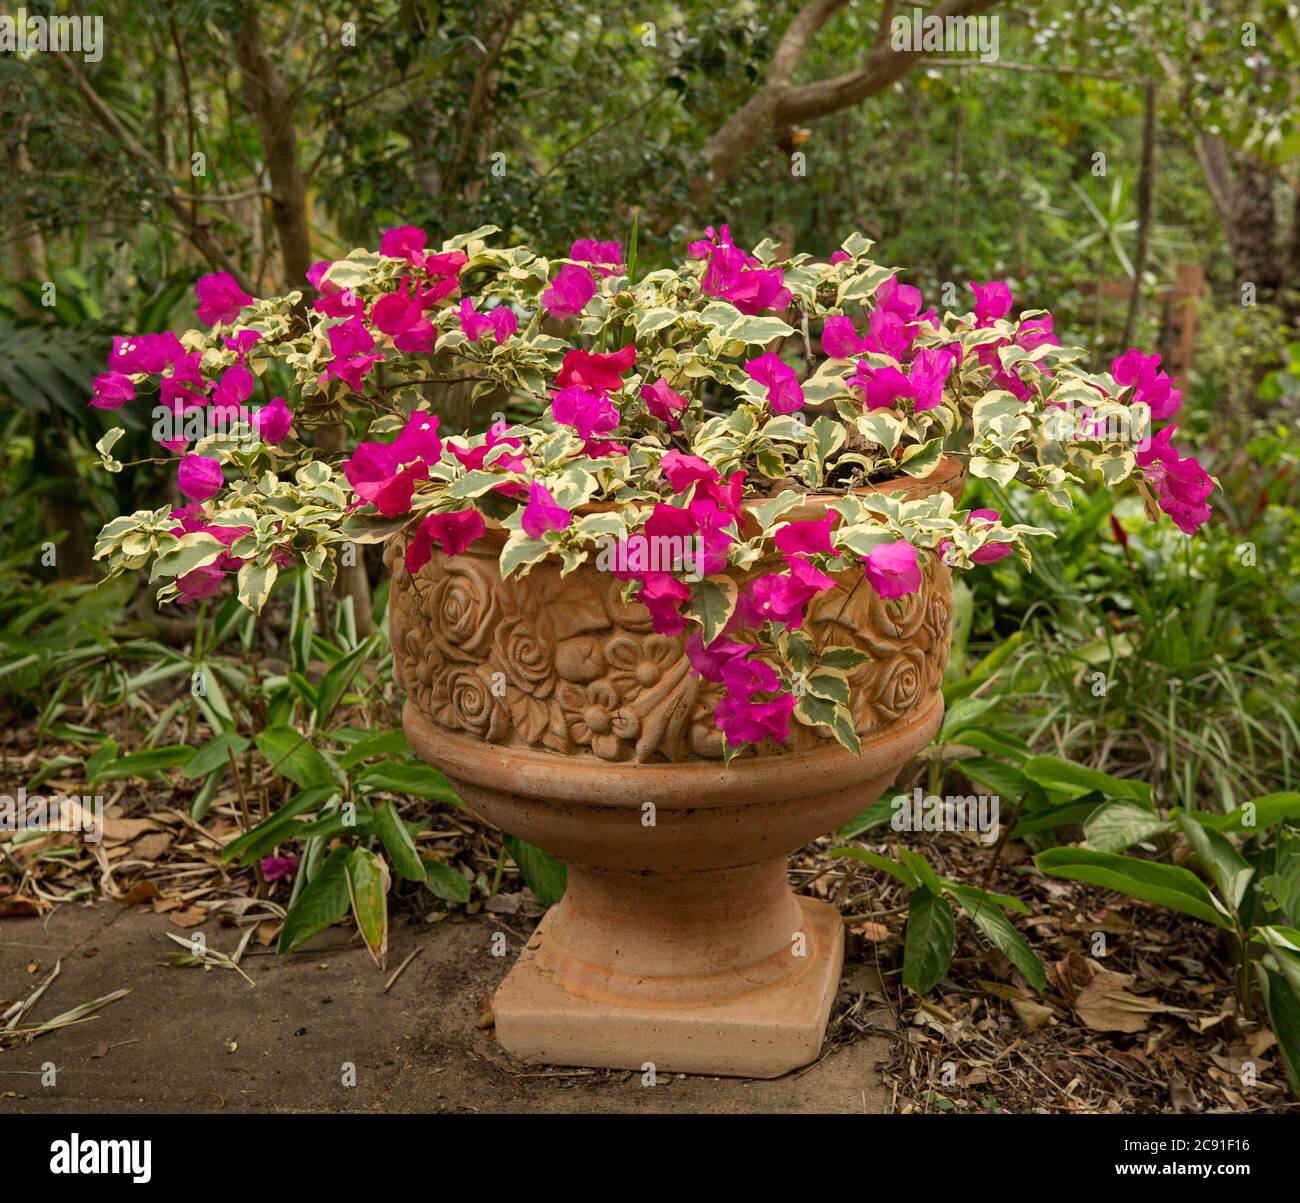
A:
[
  {"xmin": 102, "ymin": 816, "xmax": 162, "ymax": 842},
  {"xmin": 168, "ymin": 906, "xmax": 208, "ymax": 928},
  {"xmin": 1011, "ymin": 998, "xmax": 1056, "ymax": 1031},
  {"xmin": 1074, "ymin": 968, "xmax": 1188, "ymax": 1033},
  {"xmin": 850, "ymin": 920, "xmax": 890, "ymax": 942},
  {"xmin": 130, "ymin": 833, "xmax": 173, "ymax": 862},
  {"xmin": 0, "ymin": 894, "xmax": 49, "ymax": 917},
  {"xmin": 120, "ymin": 880, "xmax": 161, "ymax": 905}
]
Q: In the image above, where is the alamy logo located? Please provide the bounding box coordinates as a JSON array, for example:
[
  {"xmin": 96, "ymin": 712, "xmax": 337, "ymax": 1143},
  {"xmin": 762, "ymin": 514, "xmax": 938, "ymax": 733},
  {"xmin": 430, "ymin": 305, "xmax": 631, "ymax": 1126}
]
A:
[
  {"xmin": 0, "ymin": 9, "xmax": 103, "ymax": 63},
  {"xmin": 891, "ymin": 788, "xmax": 1000, "ymax": 844},
  {"xmin": 0, "ymin": 789, "xmax": 104, "ymax": 843},
  {"xmin": 50, "ymin": 1134, "xmax": 151, "ymax": 1183},
  {"xmin": 891, "ymin": 6, "xmax": 999, "ymax": 63}
]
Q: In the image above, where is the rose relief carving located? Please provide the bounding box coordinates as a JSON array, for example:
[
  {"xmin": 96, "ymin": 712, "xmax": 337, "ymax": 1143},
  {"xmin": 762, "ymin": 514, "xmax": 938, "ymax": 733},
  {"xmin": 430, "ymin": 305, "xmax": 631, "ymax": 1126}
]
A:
[{"xmin": 385, "ymin": 530, "xmax": 952, "ymax": 764}]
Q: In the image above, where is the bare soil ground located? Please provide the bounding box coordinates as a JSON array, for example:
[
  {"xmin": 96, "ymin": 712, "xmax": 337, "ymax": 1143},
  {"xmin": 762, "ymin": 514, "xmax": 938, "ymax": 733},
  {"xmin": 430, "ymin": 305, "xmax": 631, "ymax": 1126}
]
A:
[{"xmin": 0, "ymin": 902, "xmax": 893, "ymax": 1114}]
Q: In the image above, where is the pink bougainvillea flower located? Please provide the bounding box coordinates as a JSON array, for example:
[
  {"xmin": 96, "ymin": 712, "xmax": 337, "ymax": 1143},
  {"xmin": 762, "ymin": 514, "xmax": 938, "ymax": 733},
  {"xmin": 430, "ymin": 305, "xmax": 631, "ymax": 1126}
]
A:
[
  {"xmin": 875, "ymin": 275, "xmax": 925, "ymax": 324},
  {"xmin": 724, "ymin": 267, "xmax": 791, "ymax": 316},
  {"xmin": 541, "ymin": 263, "xmax": 597, "ymax": 319},
  {"xmin": 714, "ymin": 690, "xmax": 797, "ymax": 746},
  {"xmin": 745, "ymin": 351, "xmax": 804, "ymax": 413},
  {"xmin": 328, "ymin": 315, "xmax": 376, "ymax": 359},
  {"xmin": 555, "ymin": 344, "xmax": 636, "ymax": 392},
  {"xmin": 684, "ymin": 633, "xmax": 758, "ymax": 682},
  {"xmin": 253, "ymin": 395, "xmax": 293, "ymax": 444},
  {"xmin": 849, "ymin": 345, "xmax": 953, "ymax": 413},
  {"xmin": 343, "ymin": 450, "xmax": 426, "ymax": 517},
  {"xmin": 848, "ymin": 361, "xmax": 911, "ymax": 411},
  {"xmin": 1135, "ymin": 426, "xmax": 1213, "ymax": 534},
  {"xmin": 393, "ymin": 317, "xmax": 436, "ymax": 353},
  {"xmin": 89, "ymin": 371, "xmax": 134, "ymax": 409},
  {"xmin": 660, "ymin": 450, "xmax": 718, "ymax": 494},
  {"xmin": 552, "ymin": 385, "xmax": 619, "ymax": 442},
  {"xmin": 405, "ymin": 509, "xmax": 487, "ymax": 572},
  {"xmin": 390, "ymin": 410, "xmax": 443, "ymax": 467},
  {"xmin": 521, "ymin": 482, "xmax": 571, "ymax": 538},
  {"xmin": 638, "ymin": 571, "xmax": 691, "ymax": 635},
  {"xmin": 211, "ymin": 363, "xmax": 254, "ymax": 412},
  {"xmin": 697, "ymin": 226, "xmax": 792, "ymax": 315},
  {"xmin": 379, "ymin": 225, "xmax": 427, "ymax": 262},
  {"xmin": 177, "ymin": 454, "xmax": 224, "ymax": 501},
  {"xmin": 720, "ymin": 655, "xmax": 782, "ymax": 697},
  {"xmin": 703, "ymin": 470, "xmax": 746, "ymax": 518},
  {"xmin": 1018, "ymin": 314, "xmax": 1058, "ymax": 353},
  {"xmin": 458, "ymin": 297, "xmax": 517, "ymax": 344},
  {"xmin": 371, "ymin": 286, "xmax": 423, "ymax": 337},
  {"xmin": 862, "ymin": 540, "xmax": 921, "ymax": 599},
  {"xmin": 449, "ymin": 421, "xmax": 524, "ymax": 473},
  {"xmin": 774, "ymin": 511, "xmax": 836, "ymax": 557},
  {"xmin": 829, "ymin": 249, "xmax": 852, "ymax": 265},
  {"xmin": 195, "ymin": 272, "xmax": 253, "ymax": 327},
  {"xmin": 569, "ymin": 239, "xmax": 624, "ymax": 277},
  {"xmin": 260, "ymin": 855, "xmax": 299, "ymax": 883},
  {"xmin": 319, "ymin": 353, "xmax": 384, "ymax": 392},
  {"xmin": 906, "ymin": 346, "xmax": 955, "ymax": 411},
  {"xmin": 1110, "ymin": 348, "xmax": 1181, "ymax": 420},
  {"xmin": 687, "ymin": 225, "xmax": 732, "ymax": 259},
  {"xmin": 175, "ymin": 562, "xmax": 230, "ymax": 604},
  {"xmin": 966, "ymin": 508, "xmax": 1013, "ymax": 564},
  {"xmin": 734, "ymin": 556, "xmax": 836, "ymax": 629},
  {"xmin": 223, "ymin": 330, "xmax": 262, "ymax": 359},
  {"xmin": 640, "ymin": 377, "xmax": 689, "ymax": 430},
  {"xmin": 421, "ymin": 249, "xmax": 469, "ymax": 280},
  {"xmin": 305, "ymin": 260, "xmax": 333, "ymax": 290},
  {"xmin": 108, "ymin": 332, "xmax": 184, "ymax": 375},
  {"xmin": 969, "ymin": 280, "xmax": 1013, "ymax": 326},
  {"xmin": 822, "ymin": 315, "xmax": 868, "ymax": 359}
]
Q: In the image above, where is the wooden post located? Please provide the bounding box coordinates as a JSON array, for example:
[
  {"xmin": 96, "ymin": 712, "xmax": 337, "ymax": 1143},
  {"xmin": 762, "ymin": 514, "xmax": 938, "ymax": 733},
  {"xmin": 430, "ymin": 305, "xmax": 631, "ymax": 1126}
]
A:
[{"xmin": 1162, "ymin": 264, "xmax": 1203, "ymax": 390}]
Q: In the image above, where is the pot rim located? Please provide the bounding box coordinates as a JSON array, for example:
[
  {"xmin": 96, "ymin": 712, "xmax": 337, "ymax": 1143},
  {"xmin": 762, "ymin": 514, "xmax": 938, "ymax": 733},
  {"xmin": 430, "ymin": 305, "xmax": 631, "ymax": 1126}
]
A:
[{"xmin": 403, "ymin": 689, "xmax": 943, "ymax": 808}]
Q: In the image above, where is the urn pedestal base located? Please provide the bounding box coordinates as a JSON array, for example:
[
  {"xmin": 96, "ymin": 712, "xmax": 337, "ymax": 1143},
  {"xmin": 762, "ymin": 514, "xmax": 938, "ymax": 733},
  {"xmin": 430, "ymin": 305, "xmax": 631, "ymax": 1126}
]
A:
[{"xmin": 492, "ymin": 892, "xmax": 844, "ymax": 1079}]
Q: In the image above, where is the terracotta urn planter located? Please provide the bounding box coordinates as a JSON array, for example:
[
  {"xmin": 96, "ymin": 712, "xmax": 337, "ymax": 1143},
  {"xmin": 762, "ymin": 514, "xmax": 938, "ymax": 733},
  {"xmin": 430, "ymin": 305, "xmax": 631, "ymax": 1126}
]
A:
[{"xmin": 386, "ymin": 456, "xmax": 964, "ymax": 1078}]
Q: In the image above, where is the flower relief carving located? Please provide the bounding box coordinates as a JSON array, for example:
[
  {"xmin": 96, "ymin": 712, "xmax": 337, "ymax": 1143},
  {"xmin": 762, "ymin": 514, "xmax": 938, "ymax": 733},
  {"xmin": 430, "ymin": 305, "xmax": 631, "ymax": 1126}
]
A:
[{"xmin": 387, "ymin": 532, "xmax": 951, "ymax": 764}]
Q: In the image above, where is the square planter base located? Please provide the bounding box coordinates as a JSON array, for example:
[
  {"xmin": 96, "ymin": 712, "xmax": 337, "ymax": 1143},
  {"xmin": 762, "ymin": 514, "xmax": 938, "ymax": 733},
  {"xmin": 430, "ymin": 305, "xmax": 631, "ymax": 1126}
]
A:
[{"xmin": 491, "ymin": 895, "xmax": 845, "ymax": 1079}]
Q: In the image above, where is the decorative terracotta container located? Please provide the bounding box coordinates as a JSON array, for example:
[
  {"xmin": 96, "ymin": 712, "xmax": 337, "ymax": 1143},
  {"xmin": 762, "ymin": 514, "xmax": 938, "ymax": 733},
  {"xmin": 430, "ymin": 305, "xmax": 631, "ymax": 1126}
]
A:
[{"xmin": 387, "ymin": 456, "xmax": 963, "ymax": 1078}]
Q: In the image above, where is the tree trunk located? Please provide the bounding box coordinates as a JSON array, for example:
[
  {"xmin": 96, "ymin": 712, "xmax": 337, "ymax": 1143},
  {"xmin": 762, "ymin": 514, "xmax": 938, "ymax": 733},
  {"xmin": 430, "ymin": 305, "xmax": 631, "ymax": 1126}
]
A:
[{"xmin": 233, "ymin": 10, "xmax": 373, "ymax": 635}]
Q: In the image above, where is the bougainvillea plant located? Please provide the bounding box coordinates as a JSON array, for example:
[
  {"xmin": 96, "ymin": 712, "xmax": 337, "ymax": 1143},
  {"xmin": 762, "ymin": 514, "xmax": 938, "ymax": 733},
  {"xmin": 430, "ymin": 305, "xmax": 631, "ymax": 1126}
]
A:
[{"xmin": 90, "ymin": 224, "xmax": 1214, "ymax": 759}]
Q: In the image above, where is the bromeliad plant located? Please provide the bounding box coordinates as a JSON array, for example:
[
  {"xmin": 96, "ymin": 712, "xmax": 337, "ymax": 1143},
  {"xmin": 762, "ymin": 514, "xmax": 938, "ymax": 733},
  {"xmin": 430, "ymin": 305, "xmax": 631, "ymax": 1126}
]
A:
[{"xmin": 89, "ymin": 223, "xmax": 1214, "ymax": 757}]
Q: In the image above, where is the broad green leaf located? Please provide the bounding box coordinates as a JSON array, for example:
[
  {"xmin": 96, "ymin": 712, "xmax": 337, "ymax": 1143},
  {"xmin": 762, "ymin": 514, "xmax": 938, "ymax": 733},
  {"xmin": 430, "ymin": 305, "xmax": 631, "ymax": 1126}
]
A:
[
  {"xmin": 423, "ymin": 858, "xmax": 471, "ymax": 904},
  {"xmin": 346, "ymin": 847, "xmax": 390, "ymax": 969},
  {"xmin": 358, "ymin": 762, "xmax": 464, "ymax": 805},
  {"xmin": 370, "ymin": 800, "xmax": 425, "ymax": 883},
  {"xmin": 90, "ymin": 745, "xmax": 193, "ymax": 782},
  {"xmin": 1035, "ymin": 848, "xmax": 1234, "ymax": 931},
  {"xmin": 899, "ymin": 848, "xmax": 944, "ymax": 894},
  {"xmin": 337, "ymin": 729, "xmax": 410, "ymax": 770},
  {"xmin": 947, "ymin": 885, "xmax": 1047, "ymax": 991},
  {"xmin": 1187, "ymin": 793, "xmax": 1300, "ymax": 835},
  {"xmin": 181, "ymin": 732, "xmax": 250, "ymax": 779},
  {"xmin": 830, "ymin": 845, "xmax": 918, "ymax": 889},
  {"xmin": 1085, "ymin": 800, "xmax": 1172, "ymax": 853},
  {"xmin": 1024, "ymin": 755, "xmax": 1152, "ymax": 805},
  {"xmin": 1175, "ymin": 813, "xmax": 1253, "ymax": 912},
  {"xmin": 503, "ymin": 835, "xmax": 566, "ymax": 905},
  {"xmin": 1257, "ymin": 966, "xmax": 1300, "ymax": 1099},
  {"xmin": 315, "ymin": 636, "xmax": 378, "ymax": 724},
  {"xmin": 255, "ymin": 726, "xmax": 334, "ymax": 789},
  {"xmin": 277, "ymin": 845, "xmax": 352, "ymax": 953},
  {"xmin": 222, "ymin": 784, "xmax": 336, "ymax": 865},
  {"xmin": 903, "ymin": 887, "xmax": 954, "ymax": 994}
]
